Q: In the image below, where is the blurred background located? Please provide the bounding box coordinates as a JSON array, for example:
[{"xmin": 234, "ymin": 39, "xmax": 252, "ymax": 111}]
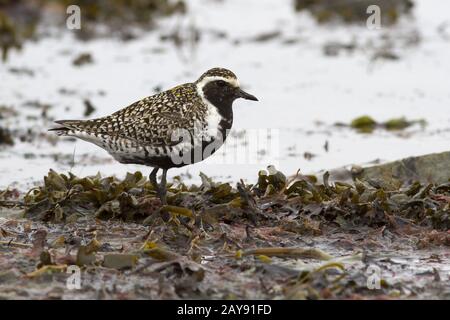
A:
[{"xmin": 0, "ymin": 0, "xmax": 449, "ymax": 188}]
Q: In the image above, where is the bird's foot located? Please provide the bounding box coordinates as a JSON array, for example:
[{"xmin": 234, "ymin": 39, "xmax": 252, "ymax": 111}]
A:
[
  {"xmin": 149, "ymin": 168, "xmax": 168, "ymax": 206},
  {"xmin": 158, "ymin": 189, "xmax": 167, "ymax": 205}
]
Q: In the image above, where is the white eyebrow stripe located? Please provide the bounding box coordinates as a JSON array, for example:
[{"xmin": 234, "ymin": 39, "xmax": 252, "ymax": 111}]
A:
[
  {"xmin": 196, "ymin": 76, "xmax": 240, "ymax": 89},
  {"xmin": 196, "ymin": 75, "xmax": 240, "ymax": 111}
]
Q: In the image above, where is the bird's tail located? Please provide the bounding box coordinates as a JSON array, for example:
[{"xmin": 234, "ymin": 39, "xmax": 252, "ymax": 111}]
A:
[{"xmin": 48, "ymin": 120, "xmax": 84, "ymax": 136}]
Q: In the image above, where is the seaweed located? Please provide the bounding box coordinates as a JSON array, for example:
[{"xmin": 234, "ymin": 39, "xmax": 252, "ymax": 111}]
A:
[
  {"xmin": 72, "ymin": 53, "xmax": 93, "ymax": 67},
  {"xmin": 1, "ymin": 165, "xmax": 449, "ymax": 299},
  {"xmin": 20, "ymin": 167, "xmax": 450, "ymax": 231},
  {"xmin": 344, "ymin": 115, "xmax": 426, "ymax": 133},
  {"xmin": 0, "ymin": 126, "xmax": 14, "ymax": 145},
  {"xmin": 350, "ymin": 115, "xmax": 377, "ymax": 133},
  {"xmin": 294, "ymin": 0, "xmax": 414, "ymax": 25},
  {"xmin": 0, "ymin": 1, "xmax": 41, "ymax": 62},
  {"xmin": 0, "ymin": 0, "xmax": 187, "ymax": 61},
  {"xmin": 60, "ymin": 0, "xmax": 186, "ymax": 27}
]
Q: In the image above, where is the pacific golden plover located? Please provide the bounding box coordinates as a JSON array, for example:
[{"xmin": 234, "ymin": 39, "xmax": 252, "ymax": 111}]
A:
[{"xmin": 50, "ymin": 68, "xmax": 258, "ymax": 204}]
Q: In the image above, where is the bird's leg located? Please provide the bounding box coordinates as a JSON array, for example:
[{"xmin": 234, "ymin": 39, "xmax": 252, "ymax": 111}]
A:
[
  {"xmin": 159, "ymin": 169, "xmax": 168, "ymax": 205},
  {"xmin": 149, "ymin": 167, "xmax": 160, "ymax": 199},
  {"xmin": 149, "ymin": 167, "xmax": 168, "ymax": 205}
]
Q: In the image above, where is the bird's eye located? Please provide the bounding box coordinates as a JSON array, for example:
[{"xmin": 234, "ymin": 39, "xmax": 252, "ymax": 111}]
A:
[{"xmin": 217, "ymin": 80, "xmax": 227, "ymax": 87}]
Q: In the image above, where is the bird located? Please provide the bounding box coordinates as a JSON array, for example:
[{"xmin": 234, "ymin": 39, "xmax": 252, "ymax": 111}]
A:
[{"xmin": 50, "ymin": 67, "xmax": 258, "ymax": 204}]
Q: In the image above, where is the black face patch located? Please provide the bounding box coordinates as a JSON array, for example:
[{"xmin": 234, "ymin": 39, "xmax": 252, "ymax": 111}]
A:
[{"xmin": 202, "ymin": 80, "xmax": 238, "ymax": 116}]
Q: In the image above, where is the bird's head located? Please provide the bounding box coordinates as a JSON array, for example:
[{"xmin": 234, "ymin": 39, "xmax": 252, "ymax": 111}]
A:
[{"xmin": 195, "ymin": 68, "xmax": 258, "ymax": 111}]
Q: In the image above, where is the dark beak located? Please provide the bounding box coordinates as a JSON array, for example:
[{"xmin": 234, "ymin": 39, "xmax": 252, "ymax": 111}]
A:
[{"xmin": 237, "ymin": 88, "xmax": 258, "ymax": 101}]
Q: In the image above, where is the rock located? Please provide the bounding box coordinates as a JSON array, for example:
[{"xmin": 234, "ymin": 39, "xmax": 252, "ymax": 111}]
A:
[
  {"xmin": 103, "ymin": 254, "xmax": 139, "ymax": 269},
  {"xmin": 358, "ymin": 151, "xmax": 450, "ymax": 185},
  {"xmin": 318, "ymin": 151, "xmax": 450, "ymax": 185}
]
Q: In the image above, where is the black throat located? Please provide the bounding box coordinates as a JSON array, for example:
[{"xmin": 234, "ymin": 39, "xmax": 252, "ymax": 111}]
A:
[{"xmin": 202, "ymin": 81, "xmax": 236, "ymax": 122}]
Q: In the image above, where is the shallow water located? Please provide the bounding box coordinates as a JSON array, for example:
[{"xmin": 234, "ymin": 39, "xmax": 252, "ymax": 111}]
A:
[{"xmin": 1, "ymin": 0, "xmax": 450, "ymax": 188}]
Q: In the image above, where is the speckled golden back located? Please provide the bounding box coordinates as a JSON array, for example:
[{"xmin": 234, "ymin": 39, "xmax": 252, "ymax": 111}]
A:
[{"xmin": 56, "ymin": 82, "xmax": 208, "ymax": 147}]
